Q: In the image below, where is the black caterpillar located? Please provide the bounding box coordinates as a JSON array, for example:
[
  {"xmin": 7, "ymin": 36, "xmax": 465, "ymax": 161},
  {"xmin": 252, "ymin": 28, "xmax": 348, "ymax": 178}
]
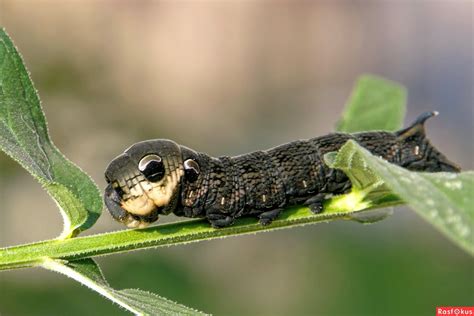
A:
[{"xmin": 104, "ymin": 112, "xmax": 460, "ymax": 228}]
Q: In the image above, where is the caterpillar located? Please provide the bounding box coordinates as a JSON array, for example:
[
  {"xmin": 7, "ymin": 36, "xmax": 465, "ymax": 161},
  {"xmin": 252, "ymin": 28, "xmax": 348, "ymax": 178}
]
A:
[{"xmin": 104, "ymin": 112, "xmax": 460, "ymax": 228}]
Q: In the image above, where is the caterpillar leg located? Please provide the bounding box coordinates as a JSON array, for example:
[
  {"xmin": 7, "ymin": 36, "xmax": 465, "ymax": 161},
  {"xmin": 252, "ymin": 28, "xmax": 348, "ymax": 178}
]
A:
[
  {"xmin": 258, "ymin": 208, "xmax": 284, "ymax": 226},
  {"xmin": 304, "ymin": 194, "xmax": 326, "ymax": 214},
  {"xmin": 207, "ymin": 213, "xmax": 235, "ymax": 228},
  {"xmin": 340, "ymin": 181, "xmax": 352, "ymax": 194}
]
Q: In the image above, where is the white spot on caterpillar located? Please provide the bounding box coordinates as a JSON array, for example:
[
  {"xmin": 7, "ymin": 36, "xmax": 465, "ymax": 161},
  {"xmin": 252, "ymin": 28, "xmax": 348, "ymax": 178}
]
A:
[
  {"xmin": 262, "ymin": 195, "xmax": 266, "ymax": 202},
  {"xmin": 302, "ymin": 180, "xmax": 307, "ymax": 188},
  {"xmin": 221, "ymin": 197, "xmax": 225, "ymax": 205},
  {"xmin": 414, "ymin": 146, "xmax": 420, "ymax": 156}
]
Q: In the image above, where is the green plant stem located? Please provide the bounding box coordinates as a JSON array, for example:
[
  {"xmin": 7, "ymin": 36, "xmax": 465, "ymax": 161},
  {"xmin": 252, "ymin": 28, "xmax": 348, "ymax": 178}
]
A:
[{"xmin": 0, "ymin": 201, "xmax": 401, "ymax": 272}]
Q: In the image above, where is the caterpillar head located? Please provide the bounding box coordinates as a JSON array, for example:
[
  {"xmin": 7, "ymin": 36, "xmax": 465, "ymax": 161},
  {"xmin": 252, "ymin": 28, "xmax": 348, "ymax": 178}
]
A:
[
  {"xmin": 104, "ymin": 139, "xmax": 185, "ymax": 228},
  {"xmin": 396, "ymin": 112, "xmax": 461, "ymax": 173}
]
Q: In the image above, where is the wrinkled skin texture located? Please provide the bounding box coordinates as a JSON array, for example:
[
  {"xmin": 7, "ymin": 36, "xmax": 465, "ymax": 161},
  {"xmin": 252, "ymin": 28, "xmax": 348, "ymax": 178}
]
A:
[{"xmin": 104, "ymin": 112, "xmax": 460, "ymax": 228}]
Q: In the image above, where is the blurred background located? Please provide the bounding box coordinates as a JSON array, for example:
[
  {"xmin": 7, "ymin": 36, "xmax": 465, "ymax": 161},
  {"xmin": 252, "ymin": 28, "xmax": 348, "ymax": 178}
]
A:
[{"xmin": 0, "ymin": 1, "xmax": 472, "ymax": 315}]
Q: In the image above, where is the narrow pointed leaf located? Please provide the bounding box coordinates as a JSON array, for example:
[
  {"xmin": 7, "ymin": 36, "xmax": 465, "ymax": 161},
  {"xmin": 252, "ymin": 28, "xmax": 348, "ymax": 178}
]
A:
[
  {"xmin": 327, "ymin": 140, "xmax": 474, "ymax": 255},
  {"xmin": 0, "ymin": 28, "xmax": 101, "ymax": 237},
  {"xmin": 337, "ymin": 75, "xmax": 407, "ymax": 132},
  {"xmin": 41, "ymin": 258, "xmax": 206, "ymax": 316}
]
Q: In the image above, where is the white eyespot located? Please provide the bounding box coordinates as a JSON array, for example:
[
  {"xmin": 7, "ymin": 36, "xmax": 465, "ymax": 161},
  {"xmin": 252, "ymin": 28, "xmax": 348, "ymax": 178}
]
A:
[
  {"xmin": 184, "ymin": 159, "xmax": 200, "ymax": 174},
  {"xmin": 183, "ymin": 159, "xmax": 200, "ymax": 182},
  {"xmin": 138, "ymin": 154, "xmax": 162, "ymax": 172}
]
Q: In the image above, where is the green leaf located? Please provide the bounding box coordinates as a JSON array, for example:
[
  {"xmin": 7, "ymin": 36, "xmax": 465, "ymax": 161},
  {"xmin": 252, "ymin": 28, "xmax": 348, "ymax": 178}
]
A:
[
  {"xmin": 326, "ymin": 140, "xmax": 474, "ymax": 255},
  {"xmin": 337, "ymin": 74, "xmax": 407, "ymax": 132},
  {"xmin": 0, "ymin": 28, "xmax": 101, "ymax": 238},
  {"xmin": 41, "ymin": 258, "xmax": 205, "ymax": 316},
  {"xmin": 324, "ymin": 148, "xmax": 397, "ymax": 207}
]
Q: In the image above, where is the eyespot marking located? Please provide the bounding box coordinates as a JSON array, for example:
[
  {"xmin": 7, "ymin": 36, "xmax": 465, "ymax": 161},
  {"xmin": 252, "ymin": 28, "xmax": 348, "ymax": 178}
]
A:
[
  {"xmin": 184, "ymin": 159, "xmax": 200, "ymax": 182},
  {"xmin": 138, "ymin": 154, "xmax": 165, "ymax": 182},
  {"xmin": 138, "ymin": 154, "xmax": 161, "ymax": 172}
]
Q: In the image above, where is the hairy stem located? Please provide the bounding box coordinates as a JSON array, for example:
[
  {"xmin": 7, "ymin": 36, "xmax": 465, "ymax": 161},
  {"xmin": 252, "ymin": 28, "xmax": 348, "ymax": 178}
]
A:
[{"xmin": 0, "ymin": 199, "xmax": 401, "ymax": 271}]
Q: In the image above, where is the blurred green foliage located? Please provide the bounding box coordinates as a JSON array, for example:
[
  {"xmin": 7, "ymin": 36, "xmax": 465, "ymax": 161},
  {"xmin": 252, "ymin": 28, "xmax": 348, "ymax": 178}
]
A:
[{"xmin": 337, "ymin": 75, "xmax": 407, "ymax": 133}]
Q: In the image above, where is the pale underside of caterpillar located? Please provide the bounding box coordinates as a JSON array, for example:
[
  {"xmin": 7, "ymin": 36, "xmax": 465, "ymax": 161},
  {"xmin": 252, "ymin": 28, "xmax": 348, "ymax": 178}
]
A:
[{"xmin": 104, "ymin": 112, "xmax": 460, "ymax": 228}]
